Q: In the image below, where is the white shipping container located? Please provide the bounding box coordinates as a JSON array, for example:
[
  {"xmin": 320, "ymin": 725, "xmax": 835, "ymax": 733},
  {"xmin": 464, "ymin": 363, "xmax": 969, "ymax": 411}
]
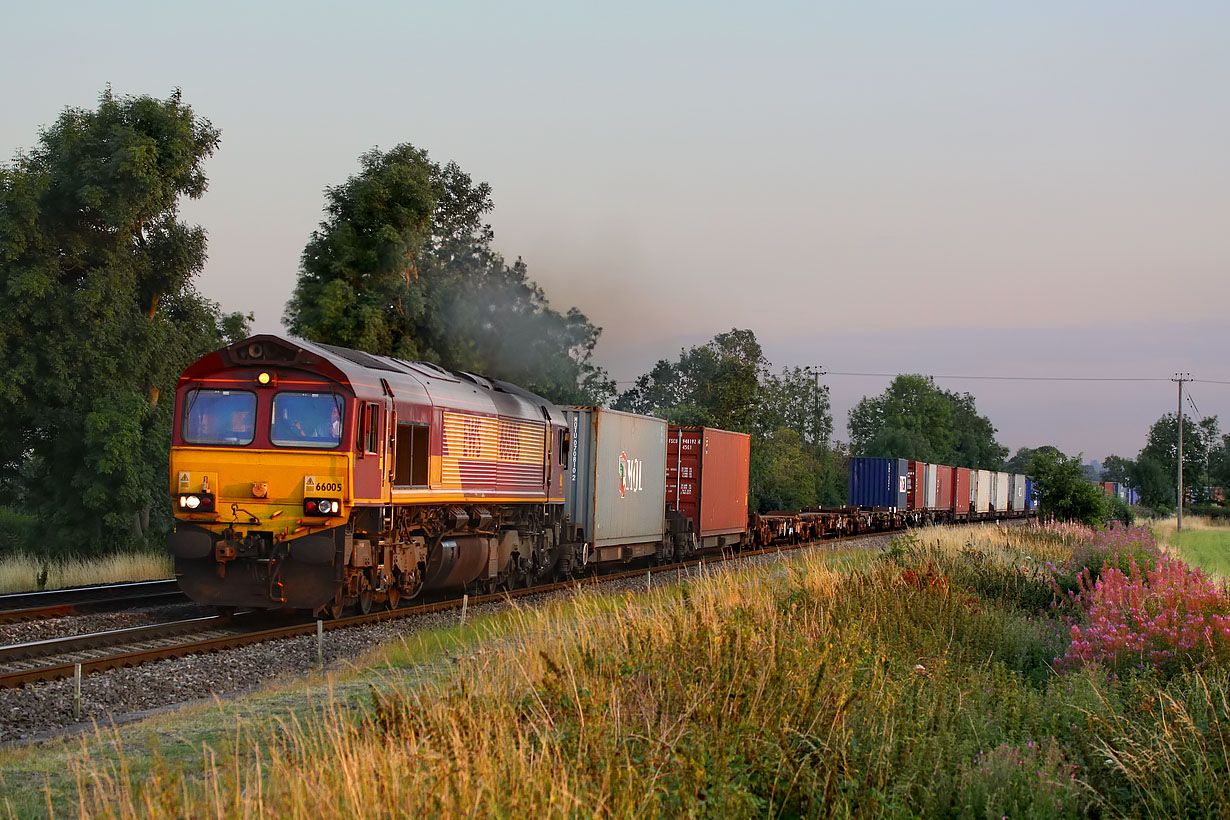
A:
[
  {"xmin": 924, "ymin": 463, "xmax": 938, "ymax": 509},
  {"xmin": 1010, "ymin": 474, "xmax": 1027, "ymax": 512},
  {"xmin": 992, "ymin": 472, "xmax": 1010, "ymax": 512},
  {"xmin": 974, "ymin": 470, "xmax": 991, "ymax": 514}
]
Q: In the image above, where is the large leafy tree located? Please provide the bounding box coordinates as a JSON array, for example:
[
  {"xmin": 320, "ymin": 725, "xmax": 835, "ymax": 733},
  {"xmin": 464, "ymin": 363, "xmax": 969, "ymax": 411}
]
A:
[
  {"xmin": 284, "ymin": 147, "xmax": 612, "ymax": 404},
  {"xmin": 847, "ymin": 375, "xmax": 1007, "ymax": 469},
  {"xmin": 0, "ymin": 89, "xmax": 244, "ymax": 552}
]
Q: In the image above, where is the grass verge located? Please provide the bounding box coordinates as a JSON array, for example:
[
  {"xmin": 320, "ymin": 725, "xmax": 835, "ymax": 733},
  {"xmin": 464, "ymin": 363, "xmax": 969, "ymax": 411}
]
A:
[
  {"xmin": 1155, "ymin": 516, "xmax": 1230, "ymax": 577},
  {"xmin": 7, "ymin": 529, "xmax": 1230, "ymax": 818}
]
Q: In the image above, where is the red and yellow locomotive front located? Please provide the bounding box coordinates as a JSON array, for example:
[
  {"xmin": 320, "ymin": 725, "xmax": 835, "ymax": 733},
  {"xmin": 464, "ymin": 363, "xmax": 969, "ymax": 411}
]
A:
[
  {"xmin": 168, "ymin": 338, "xmax": 362, "ymax": 611},
  {"xmin": 167, "ymin": 335, "xmax": 570, "ymax": 616}
]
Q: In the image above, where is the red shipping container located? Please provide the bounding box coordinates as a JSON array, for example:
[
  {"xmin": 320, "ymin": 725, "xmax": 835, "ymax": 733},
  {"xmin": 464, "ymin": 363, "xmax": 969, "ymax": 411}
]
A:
[
  {"xmin": 667, "ymin": 426, "xmax": 751, "ymax": 545},
  {"xmin": 953, "ymin": 467, "xmax": 972, "ymax": 513},
  {"xmin": 935, "ymin": 465, "xmax": 955, "ymax": 511},
  {"xmin": 907, "ymin": 461, "xmax": 926, "ymax": 510}
]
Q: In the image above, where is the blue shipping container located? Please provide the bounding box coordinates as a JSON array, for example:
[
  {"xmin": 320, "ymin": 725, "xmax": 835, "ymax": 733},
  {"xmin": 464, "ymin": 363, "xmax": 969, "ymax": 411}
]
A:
[
  {"xmin": 1025, "ymin": 478, "xmax": 1037, "ymax": 510},
  {"xmin": 849, "ymin": 457, "xmax": 909, "ymax": 509}
]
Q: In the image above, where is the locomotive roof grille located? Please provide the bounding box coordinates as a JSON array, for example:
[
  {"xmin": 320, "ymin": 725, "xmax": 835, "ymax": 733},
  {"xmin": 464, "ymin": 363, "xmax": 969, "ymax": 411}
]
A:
[{"xmin": 314, "ymin": 343, "xmax": 406, "ymax": 373}]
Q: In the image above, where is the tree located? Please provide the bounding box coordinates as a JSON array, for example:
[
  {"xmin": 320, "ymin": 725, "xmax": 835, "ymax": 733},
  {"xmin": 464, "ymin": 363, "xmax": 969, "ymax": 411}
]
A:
[
  {"xmin": 1139, "ymin": 413, "xmax": 1220, "ymax": 503},
  {"xmin": 1100, "ymin": 455, "xmax": 1135, "ymax": 486},
  {"xmin": 1004, "ymin": 446, "xmax": 1064, "ymax": 474},
  {"xmin": 284, "ymin": 146, "xmax": 612, "ymax": 404},
  {"xmin": 613, "ymin": 329, "xmax": 769, "ymax": 431},
  {"xmin": 1131, "ymin": 456, "xmax": 1174, "ymax": 511},
  {"xmin": 757, "ymin": 367, "xmax": 833, "ymax": 446},
  {"xmin": 613, "ymin": 330, "xmax": 846, "ymax": 512},
  {"xmin": 847, "ymin": 375, "xmax": 1007, "ymax": 469},
  {"xmin": 1209, "ymin": 435, "xmax": 1230, "ymax": 496},
  {"xmin": 1027, "ymin": 449, "xmax": 1108, "ymax": 525},
  {"xmin": 0, "ymin": 89, "xmax": 243, "ymax": 553}
]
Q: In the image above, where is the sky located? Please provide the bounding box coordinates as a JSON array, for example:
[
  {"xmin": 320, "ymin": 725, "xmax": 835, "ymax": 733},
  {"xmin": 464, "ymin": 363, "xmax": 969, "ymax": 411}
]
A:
[{"xmin": 3, "ymin": 1, "xmax": 1228, "ymax": 461}]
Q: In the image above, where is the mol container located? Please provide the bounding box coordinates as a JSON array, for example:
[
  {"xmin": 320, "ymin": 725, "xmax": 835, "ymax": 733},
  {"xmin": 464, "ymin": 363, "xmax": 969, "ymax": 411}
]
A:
[
  {"xmin": 936, "ymin": 465, "xmax": 955, "ymax": 511},
  {"xmin": 848, "ymin": 457, "xmax": 909, "ymax": 509},
  {"xmin": 1009, "ymin": 474, "xmax": 1027, "ymax": 512},
  {"xmin": 667, "ymin": 425, "xmax": 750, "ymax": 548},
  {"xmin": 991, "ymin": 472, "xmax": 1010, "ymax": 512},
  {"xmin": 974, "ymin": 470, "xmax": 992, "ymax": 514},
  {"xmin": 562, "ymin": 408, "xmax": 667, "ymax": 562},
  {"xmin": 953, "ymin": 467, "xmax": 971, "ymax": 514}
]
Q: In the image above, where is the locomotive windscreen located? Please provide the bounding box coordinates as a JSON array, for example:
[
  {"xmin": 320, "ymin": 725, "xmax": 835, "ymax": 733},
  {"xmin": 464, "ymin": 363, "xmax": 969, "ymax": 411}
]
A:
[
  {"xmin": 271, "ymin": 392, "xmax": 345, "ymax": 448},
  {"xmin": 183, "ymin": 389, "xmax": 257, "ymax": 446}
]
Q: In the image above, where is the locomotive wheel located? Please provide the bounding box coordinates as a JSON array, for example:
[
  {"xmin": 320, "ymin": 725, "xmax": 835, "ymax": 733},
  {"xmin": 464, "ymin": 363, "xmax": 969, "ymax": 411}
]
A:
[
  {"xmin": 357, "ymin": 587, "xmax": 374, "ymax": 615},
  {"xmin": 386, "ymin": 586, "xmax": 401, "ymax": 610},
  {"xmin": 314, "ymin": 590, "xmax": 345, "ymax": 620}
]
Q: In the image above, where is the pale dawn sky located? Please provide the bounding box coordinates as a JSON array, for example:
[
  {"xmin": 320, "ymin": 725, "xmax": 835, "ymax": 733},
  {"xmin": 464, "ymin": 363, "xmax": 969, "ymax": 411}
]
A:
[{"xmin": 3, "ymin": 1, "xmax": 1227, "ymax": 462}]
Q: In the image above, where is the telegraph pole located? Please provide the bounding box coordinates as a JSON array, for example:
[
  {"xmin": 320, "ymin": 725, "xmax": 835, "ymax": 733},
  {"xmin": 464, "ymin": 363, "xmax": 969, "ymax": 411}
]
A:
[
  {"xmin": 806, "ymin": 365, "xmax": 825, "ymax": 444},
  {"xmin": 1173, "ymin": 372, "xmax": 1191, "ymax": 531}
]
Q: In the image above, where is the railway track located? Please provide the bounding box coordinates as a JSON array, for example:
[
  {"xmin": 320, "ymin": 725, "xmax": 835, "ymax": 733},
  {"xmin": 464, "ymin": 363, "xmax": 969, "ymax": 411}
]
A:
[
  {"xmin": 0, "ymin": 530, "xmax": 889, "ymax": 690},
  {"xmin": 0, "ymin": 580, "xmax": 187, "ymax": 626}
]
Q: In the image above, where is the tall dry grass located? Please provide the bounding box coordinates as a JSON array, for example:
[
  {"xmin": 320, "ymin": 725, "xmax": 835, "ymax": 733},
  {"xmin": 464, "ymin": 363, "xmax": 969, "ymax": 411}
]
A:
[
  {"xmin": 58, "ymin": 524, "xmax": 1230, "ymax": 819},
  {"xmin": 0, "ymin": 551, "xmax": 172, "ymax": 594}
]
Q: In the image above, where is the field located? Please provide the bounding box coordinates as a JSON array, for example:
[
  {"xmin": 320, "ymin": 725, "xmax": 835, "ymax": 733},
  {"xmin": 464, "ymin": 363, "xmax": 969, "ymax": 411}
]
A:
[
  {"xmin": 1154, "ymin": 515, "xmax": 1230, "ymax": 577},
  {"xmin": 4, "ymin": 523, "xmax": 1230, "ymax": 818},
  {"xmin": 0, "ymin": 551, "xmax": 173, "ymax": 595}
]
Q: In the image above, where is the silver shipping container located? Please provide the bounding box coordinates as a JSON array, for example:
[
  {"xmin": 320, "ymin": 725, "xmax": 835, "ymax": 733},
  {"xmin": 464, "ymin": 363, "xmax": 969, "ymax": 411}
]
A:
[
  {"xmin": 974, "ymin": 470, "xmax": 991, "ymax": 514},
  {"xmin": 992, "ymin": 472, "xmax": 1010, "ymax": 512},
  {"xmin": 1009, "ymin": 473, "xmax": 1027, "ymax": 512},
  {"xmin": 924, "ymin": 463, "xmax": 938, "ymax": 509},
  {"xmin": 561, "ymin": 407, "xmax": 667, "ymax": 561}
]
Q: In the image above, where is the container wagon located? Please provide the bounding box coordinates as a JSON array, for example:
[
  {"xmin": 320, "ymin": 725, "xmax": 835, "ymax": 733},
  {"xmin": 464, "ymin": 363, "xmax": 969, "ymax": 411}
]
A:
[
  {"xmin": 848, "ymin": 457, "xmax": 909, "ymax": 510},
  {"xmin": 666, "ymin": 425, "xmax": 751, "ymax": 551},
  {"xmin": 562, "ymin": 407, "xmax": 668, "ymax": 566}
]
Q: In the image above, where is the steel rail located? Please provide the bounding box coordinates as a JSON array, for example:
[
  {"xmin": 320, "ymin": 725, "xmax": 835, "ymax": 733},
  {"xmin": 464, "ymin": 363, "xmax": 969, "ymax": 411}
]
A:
[
  {"xmin": 0, "ymin": 580, "xmax": 186, "ymax": 625},
  {"xmin": 0, "ymin": 615, "xmax": 235, "ymax": 663},
  {"xmin": 0, "ymin": 528, "xmax": 898, "ymax": 690}
]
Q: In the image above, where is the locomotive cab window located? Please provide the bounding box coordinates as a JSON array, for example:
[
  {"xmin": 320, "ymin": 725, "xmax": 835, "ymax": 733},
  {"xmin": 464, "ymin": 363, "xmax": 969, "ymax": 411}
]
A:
[
  {"xmin": 394, "ymin": 423, "xmax": 429, "ymax": 487},
  {"xmin": 357, "ymin": 402, "xmax": 380, "ymax": 455},
  {"xmin": 558, "ymin": 428, "xmax": 570, "ymax": 465},
  {"xmin": 271, "ymin": 392, "xmax": 345, "ymax": 448},
  {"xmin": 183, "ymin": 389, "xmax": 257, "ymax": 446}
]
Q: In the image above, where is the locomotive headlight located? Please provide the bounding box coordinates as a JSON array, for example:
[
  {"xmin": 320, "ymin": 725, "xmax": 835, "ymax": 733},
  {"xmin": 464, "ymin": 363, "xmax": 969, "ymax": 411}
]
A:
[
  {"xmin": 176, "ymin": 493, "xmax": 215, "ymax": 512},
  {"xmin": 257, "ymin": 372, "xmax": 271, "ymax": 385},
  {"xmin": 304, "ymin": 498, "xmax": 340, "ymax": 516}
]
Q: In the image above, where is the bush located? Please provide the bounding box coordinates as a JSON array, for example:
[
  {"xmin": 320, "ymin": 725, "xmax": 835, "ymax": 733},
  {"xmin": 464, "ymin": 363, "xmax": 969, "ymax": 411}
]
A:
[
  {"xmin": 0, "ymin": 506, "xmax": 37, "ymax": 554},
  {"xmin": 1061, "ymin": 553, "xmax": 1230, "ymax": 677},
  {"xmin": 1104, "ymin": 495, "xmax": 1135, "ymax": 525},
  {"xmin": 1190, "ymin": 504, "xmax": 1230, "ymax": 522},
  {"xmin": 1050, "ymin": 524, "xmax": 1162, "ymax": 596}
]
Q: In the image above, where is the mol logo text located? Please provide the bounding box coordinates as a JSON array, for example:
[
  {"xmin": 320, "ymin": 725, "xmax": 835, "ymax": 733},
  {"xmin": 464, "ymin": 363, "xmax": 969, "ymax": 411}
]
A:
[{"xmin": 618, "ymin": 451, "xmax": 644, "ymax": 498}]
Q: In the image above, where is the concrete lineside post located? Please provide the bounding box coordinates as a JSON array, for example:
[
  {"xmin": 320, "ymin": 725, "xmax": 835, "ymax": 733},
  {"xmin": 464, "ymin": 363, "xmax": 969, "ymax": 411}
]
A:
[
  {"xmin": 461, "ymin": 594, "xmax": 469, "ymax": 625},
  {"xmin": 73, "ymin": 663, "xmax": 81, "ymax": 721},
  {"xmin": 646, "ymin": 570, "xmax": 651, "ymax": 592},
  {"xmin": 316, "ymin": 620, "xmax": 323, "ymax": 666}
]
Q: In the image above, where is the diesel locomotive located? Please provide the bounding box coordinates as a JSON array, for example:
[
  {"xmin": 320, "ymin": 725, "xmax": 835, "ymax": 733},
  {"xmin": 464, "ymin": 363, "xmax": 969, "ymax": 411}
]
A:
[{"xmin": 167, "ymin": 334, "xmax": 580, "ymax": 618}]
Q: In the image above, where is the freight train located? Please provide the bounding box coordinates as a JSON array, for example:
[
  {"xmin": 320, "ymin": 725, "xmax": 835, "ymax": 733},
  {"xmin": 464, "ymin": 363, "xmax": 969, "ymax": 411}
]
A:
[{"xmin": 166, "ymin": 335, "xmax": 1031, "ymax": 617}]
